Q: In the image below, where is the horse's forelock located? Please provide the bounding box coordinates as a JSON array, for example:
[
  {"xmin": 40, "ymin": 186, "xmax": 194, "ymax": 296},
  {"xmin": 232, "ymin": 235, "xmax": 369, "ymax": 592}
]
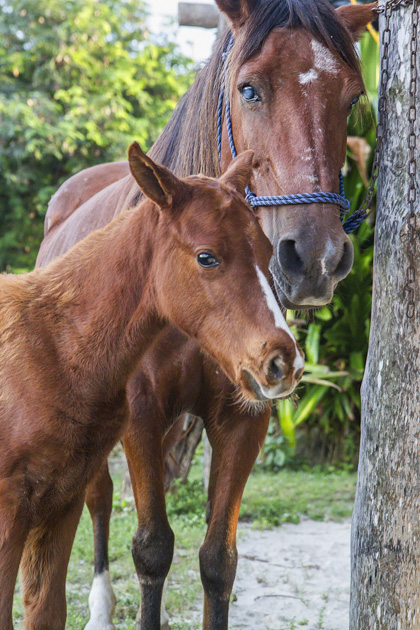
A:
[
  {"xmin": 235, "ymin": 0, "xmax": 360, "ymax": 74},
  {"xmin": 148, "ymin": 0, "xmax": 361, "ymax": 186}
]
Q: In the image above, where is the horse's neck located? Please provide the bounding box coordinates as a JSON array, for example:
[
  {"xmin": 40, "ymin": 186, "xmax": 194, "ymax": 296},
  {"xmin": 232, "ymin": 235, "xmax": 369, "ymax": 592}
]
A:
[{"xmin": 38, "ymin": 200, "xmax": 164, "ymax": 393}]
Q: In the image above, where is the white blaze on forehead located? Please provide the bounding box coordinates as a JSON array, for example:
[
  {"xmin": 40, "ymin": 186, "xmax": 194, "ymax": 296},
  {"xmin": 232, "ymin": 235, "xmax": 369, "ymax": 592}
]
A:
[
  {"xmin": 299, "ymin": 68, "xmax": 319, "ymax": 85},
  {"xmin": 311, "ymin": 39, "xmax": 339, "ymax": 75},
  {"xmin": 85, "ymin": 571, "xmax": 116, "ymax": 630},
  {"xmin": 256, "ymin": 266, "xmax": 295, "ymax": 342}
]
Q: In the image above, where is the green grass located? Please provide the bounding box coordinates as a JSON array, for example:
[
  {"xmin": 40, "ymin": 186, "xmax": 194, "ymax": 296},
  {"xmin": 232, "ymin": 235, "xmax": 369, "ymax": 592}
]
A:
[
  {"xmin": 12, "ymin": 456, "xmax": 356, "ymax": 629},
  {"xmin": 240, "ymin": 468, "xmax": 356, "ymax": 528}
]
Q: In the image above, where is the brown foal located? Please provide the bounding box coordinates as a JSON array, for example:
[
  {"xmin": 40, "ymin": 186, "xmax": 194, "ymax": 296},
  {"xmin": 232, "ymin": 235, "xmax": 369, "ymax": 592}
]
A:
[
  {"xmin": 35, "ymin": 2, "xmax": 377, "ymax": 629},
  {"xmin": 0, "ymin": 145, "xmax": 303, "ymax": 630}
]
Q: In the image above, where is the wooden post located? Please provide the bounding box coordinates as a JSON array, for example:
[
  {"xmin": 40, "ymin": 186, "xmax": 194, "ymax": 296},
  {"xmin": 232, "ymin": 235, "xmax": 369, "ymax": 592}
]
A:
[
  {"xmin": 350, "ymin": 3, "xmax": 420, "ymax": 629},
  {"xmin": 178, "ymin": 2, "xmax": 219, "ymax": 28}
]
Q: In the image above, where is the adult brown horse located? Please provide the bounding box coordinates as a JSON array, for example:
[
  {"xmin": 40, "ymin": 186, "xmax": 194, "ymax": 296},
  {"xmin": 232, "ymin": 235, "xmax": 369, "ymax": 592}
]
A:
[
  {"xmin": 36, "ymin": 1, "xmax": 376, "ymax": 628},
  {"xmin": 0, "ymin": 145, "xmax": 304, "ymax": 630}
]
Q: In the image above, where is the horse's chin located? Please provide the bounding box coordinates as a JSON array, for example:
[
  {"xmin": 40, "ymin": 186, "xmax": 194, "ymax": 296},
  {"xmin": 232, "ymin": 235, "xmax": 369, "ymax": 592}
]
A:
[{"xmin": 272, "ymin": 275, "xmax": 331, "ymax": 311}]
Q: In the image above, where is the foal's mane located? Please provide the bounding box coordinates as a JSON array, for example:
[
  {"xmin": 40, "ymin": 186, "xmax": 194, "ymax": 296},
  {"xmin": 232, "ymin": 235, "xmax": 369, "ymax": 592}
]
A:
[{"xmin": 148, "ymin": 0, "xmax": 360, "ymax": 180}]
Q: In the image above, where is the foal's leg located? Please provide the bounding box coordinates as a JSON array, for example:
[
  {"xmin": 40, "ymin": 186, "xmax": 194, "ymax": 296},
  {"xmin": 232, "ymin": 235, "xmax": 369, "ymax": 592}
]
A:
[
  {"xmin": 200, "ymin": 403, "xmax": 271, "ymax": 630},
  {"xmin": 85, "ymin": 462, "xmax": 116, "ymax": 630},
  {"xmin": 124, "ymin": 419, "xmax": 174, "ymax": 630},
  {"xmin": 21, "ymin": 492, "xmax": 84, "ymax": 630},
  {"xmin": 0, "ymin": 485, "xmax": 29, "ymax": 630}
]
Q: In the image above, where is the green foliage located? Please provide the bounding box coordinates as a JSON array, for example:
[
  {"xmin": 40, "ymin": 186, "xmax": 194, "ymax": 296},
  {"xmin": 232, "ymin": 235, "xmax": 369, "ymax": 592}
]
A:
[
  {"xmin": 12, "ymin": 455, "xmax": 357, "ymax": 628},
  {"xmin": 240, "ymin": 469, "xmax": 356, "ymax": 528},
  {"xmin": 0, "ymin": 0, "xmax": 194, "ymax": 271},
  {"xmin": 166, "ymin": 479, "xmax": 207, "ymax": 524},
  {"xmin": 260, "ymin": 214, "xmax": 374, "ymax": 469}
]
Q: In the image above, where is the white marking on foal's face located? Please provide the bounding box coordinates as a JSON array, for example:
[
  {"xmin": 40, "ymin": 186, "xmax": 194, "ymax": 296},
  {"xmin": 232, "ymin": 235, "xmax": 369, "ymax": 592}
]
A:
[
  {"xmin": 299, "ymin": 68, "xmax": 319, "ymax": 85},
  {"xmin": 294, "ymin": 352, "xmax": 305, "ymax": 372},
  {"xmin": 255, "ymin": 266, "xmax": 295, "ymax": 341},
  {"xmin": 311, "ymin": 39, "xmax": 339, "ymax": 75},
  {"xmin": 85, "ymin": 571, "xmax": 116, "ymax": 630}
]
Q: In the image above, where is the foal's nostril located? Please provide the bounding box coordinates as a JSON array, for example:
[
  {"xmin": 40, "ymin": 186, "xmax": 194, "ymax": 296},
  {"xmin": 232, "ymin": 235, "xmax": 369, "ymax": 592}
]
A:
[
  {"xmin": 333, "ymin": 239, "xmax": 354, "ymax": 281},
  {"xmin": 268, "ymin": 356, "xmax": 284, "ymax": 382},
  {"xmin": 277, "ymin": 239, "xmax": 305, "ymax": 281}
]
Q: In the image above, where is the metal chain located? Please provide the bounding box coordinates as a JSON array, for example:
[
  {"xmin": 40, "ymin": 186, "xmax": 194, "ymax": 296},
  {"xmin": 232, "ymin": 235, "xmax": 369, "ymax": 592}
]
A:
[
  {"xmin": 362, "ymin": 0, "xmax": 417, "ymax": 319},
  {"xmin": 358, "ymin": 0, "xmax": 412, "ymax": 212},
  {"xmin": 405, "ymin": 0, "xmax": 418, "ymax": 319}
]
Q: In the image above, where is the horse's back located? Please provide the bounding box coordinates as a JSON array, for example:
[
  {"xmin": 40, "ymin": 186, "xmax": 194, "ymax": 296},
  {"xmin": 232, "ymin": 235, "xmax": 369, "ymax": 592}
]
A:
[
  {"xmin": 37, "ymin": 172, "xmax": 136, "ymax": 268},
  {"xmin": 44, "ymin": 161, "xmax": 129, "ymax": 236}
]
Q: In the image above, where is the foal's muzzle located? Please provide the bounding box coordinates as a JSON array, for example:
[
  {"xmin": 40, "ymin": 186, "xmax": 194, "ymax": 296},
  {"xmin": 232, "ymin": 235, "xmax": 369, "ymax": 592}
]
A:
[{"xmin": 241, "ymin": 349, "xmax": 304, "ymax": 401}]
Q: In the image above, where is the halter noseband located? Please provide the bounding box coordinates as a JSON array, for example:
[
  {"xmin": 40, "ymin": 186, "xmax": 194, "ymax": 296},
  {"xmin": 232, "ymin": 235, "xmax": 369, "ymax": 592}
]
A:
[{"xmin": 217, "ymin": 35, "xmax": 367, "ymax": 234}]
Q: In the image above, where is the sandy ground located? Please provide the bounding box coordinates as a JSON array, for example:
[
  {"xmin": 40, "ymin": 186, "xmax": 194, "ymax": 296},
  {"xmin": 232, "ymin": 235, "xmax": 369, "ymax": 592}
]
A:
[{"xmin": 227, "ymin": 519, "xmax": 352, "ymax": 630}]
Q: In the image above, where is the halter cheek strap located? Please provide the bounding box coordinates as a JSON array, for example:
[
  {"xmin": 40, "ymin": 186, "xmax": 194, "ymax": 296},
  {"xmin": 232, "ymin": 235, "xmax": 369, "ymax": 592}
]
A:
[{"xmin": 217, "ymin": 35, "xmax": 368, "ymax": 235}]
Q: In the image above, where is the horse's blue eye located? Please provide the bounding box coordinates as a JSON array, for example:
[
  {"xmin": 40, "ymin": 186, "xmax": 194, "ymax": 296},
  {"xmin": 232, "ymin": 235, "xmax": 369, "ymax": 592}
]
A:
[
  {"xmin": 197, "ymin": 252, "xmax": 220, "ymax": 268},
  {"xmin": 350, "ymin": 94, "xmax": 362, "ymax": 108},
  {"xmin": 241, "ymin": 85, "xmax": 260, "ymax": 103}
]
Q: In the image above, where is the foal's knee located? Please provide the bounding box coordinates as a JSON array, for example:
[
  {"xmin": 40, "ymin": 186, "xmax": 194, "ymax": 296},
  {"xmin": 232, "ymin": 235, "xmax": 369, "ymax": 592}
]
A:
[
  {"xmin": 131, "ymin": 523, "xmax": 174, "ymax": 586},
  {"xmin": 199, "ymin": 540, "xmax": 238, "ymax": 600}
]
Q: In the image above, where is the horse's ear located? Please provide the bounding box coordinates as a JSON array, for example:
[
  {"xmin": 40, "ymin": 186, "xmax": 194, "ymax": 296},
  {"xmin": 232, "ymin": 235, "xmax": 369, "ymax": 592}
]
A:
[
  {"xmin": 336, "ymin": 2, "xmax": 377, "ymax": 41},
  {"xmin": 220, "ymin": 150, "xmax": 254, "ymax": 195},
  {"xmin": 128, "ymin": 142, "xmax": 188, "ymax": 210},
  {"xmin": 215, "ymin": 0, "xmax": 257, "ymax": 30}
]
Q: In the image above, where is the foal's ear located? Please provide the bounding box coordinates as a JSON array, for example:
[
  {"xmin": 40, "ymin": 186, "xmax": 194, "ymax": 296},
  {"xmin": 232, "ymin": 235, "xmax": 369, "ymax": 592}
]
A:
[
  {"xmin": 336, "ymin": 2, "xmax": 377, "ymax": 41},
  {"xmin": 128, "ymin": 142, "xmax": 188, "ymax": 210},
  {"xmin": 220, "ymin": 150, "xmax": 254, "ymax": 195},
  {"xmin": 215, "ymin": 0, "xmax": 257, "ymax": 30}
]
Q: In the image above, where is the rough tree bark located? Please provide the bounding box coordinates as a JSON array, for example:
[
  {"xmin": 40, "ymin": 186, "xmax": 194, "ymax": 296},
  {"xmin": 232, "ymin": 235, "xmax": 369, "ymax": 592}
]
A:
[{"xmin": 350, "ymin": 3, "xmax": 420, "ymax": 629}]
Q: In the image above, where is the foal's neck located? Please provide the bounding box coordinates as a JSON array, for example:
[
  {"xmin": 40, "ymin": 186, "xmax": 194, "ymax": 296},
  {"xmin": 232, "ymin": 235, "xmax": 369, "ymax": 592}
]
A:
[{"xmin": 38, "ymin": 200, "xmax": 164, "ymax": 395}]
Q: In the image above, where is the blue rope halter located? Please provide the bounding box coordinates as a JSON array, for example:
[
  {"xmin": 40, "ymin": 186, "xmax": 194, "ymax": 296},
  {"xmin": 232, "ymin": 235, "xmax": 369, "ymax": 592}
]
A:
[{"xmin": 217, "ymin": 35, "xmax": 367, "ymax": 234}]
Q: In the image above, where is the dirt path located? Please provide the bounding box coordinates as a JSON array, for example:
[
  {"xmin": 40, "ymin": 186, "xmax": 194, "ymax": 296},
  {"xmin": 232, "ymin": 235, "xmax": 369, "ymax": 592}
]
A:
[{"xmin": 228, "ymin": 519, "xmax": 352, "ymax": 630}]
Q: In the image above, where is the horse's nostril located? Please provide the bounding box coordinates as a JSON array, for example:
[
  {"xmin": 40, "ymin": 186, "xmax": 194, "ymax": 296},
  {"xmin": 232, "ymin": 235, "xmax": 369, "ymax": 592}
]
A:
[
  {"xmin": 268, "ymin": 356, "xmax": 284, "ymax": 382},
  {"xmin": 277, "ymin": 238, "xmax": 305, "ymax": 281},
  {"xmin": 333, "ymin": 239, "xmax": 354, "ymax": 281}
]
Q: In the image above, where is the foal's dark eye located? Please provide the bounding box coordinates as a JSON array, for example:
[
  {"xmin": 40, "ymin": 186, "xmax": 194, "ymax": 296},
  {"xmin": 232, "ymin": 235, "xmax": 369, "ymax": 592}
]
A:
[
  {"xmin": 240, "ymin": 84, "xmax": 261, "ymax": 103},
  {"xmin": 197, "ymin": 252, "xmax": 221, "ymax": 268}
]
